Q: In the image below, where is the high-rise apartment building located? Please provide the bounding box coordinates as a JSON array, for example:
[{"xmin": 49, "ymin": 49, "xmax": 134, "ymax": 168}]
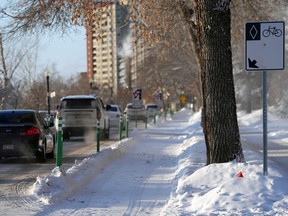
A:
[
  {"xmin": 86, "ymin": 2, "xmax": 129, "ymax": 99},
  {"xmin": 129, "ymin": 21, "xmax": 146, "ymax": 89}
]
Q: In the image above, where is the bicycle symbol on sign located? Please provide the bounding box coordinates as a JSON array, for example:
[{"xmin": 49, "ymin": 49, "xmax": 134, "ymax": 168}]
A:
[{"xmin": 262, "ymin": 26, "xmax": 282, "ymax": 37}]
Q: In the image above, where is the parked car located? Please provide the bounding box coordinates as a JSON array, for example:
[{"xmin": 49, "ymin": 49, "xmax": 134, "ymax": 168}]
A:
[
  {"xmin": 106, "ymin": 104, "xmax": 123, "ymax": 128},
  {"xmin": 124, "ymin": 103, "xmax": 147, "ymax": 122},
  {"xmin": 55, "ymin": 95, "xmax": 110, "ymax": 140},
  {"xmin": 0, "ymin": 109, "xmax": 55, "ymax": 162},
  {"xmin": 145, "ymin": 103, "xmax": 160, "ymax": 117}
]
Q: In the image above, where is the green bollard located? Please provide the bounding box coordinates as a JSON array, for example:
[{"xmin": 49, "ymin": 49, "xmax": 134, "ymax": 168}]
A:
[
  {"xmin": 126, "ymin": 115, "xmax": 129, "ymax": 138},
  {"xmin": 153, "ymin": 113, "xmax": 156, "ymax": 124},
  {"xmin": 119, "ymin": 115, "xmax": 123, "ymax": 140},
  {"xmin": 56, "ymin": 116, "xmax": 63, "ymax": 167},
  {"xmin": 96, "ymin": 120, "xmax": 100, "ymax": 152}
]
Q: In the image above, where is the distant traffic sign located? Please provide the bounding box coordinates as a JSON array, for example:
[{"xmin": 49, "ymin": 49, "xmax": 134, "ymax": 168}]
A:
[
  {"xmin": 132, "ymin": 88, "xmax": 143, "ymax": 107},
  {"xmin": 132, "ymin": 88, "xmax": 142, "ymax": 100},
  {"xmin": 180, "ymin": 95, "xmax": 186, "ymax": 104},
  {"xmin": 245, "ymin": 21, "xmax": 285, "ymax": 71}
]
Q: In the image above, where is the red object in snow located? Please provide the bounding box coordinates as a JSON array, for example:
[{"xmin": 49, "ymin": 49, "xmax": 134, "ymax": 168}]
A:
[{"xmin": 236, "ymin": 172, "xmax": 244, "ymax": 178}]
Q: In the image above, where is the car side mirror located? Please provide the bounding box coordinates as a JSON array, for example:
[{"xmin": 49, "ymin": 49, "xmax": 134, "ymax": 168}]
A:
[
  {"xmin": 48, "ymin": 121, "xmax": 54, "ymax": 127},
  {"xmin": 45, "ymin": 115, "xmax": 55, "ymax": 127}
]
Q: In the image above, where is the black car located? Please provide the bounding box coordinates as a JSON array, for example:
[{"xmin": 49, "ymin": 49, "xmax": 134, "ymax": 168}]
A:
[{"xmin": 0, "ymin": 109, "xmax": 55, "ymax": 162}]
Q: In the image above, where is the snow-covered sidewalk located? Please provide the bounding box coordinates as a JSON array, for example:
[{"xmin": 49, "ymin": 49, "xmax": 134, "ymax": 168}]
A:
[{"xmin": 24, "ymin": 109, "xmax": 288, "ymax": 215}]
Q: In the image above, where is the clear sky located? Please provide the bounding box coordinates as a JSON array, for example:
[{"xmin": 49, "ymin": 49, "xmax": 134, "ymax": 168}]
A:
[
  {"xmin": 0, "ymin": 1, "xmax": 86, "ymax": 78},
  {"xmin": 38, "ymin": 27, "xmax": 87, "ymax": 78}
]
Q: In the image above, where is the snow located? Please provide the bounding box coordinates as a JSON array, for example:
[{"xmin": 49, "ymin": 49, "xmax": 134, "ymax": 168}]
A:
[{"xmin": 18, "ymin": 108, "xmax": 288, "ymax": 215}]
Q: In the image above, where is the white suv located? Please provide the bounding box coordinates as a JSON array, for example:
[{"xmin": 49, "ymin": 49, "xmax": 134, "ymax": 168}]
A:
[
  {"xmin": 145, "ymin": 103, "xmax": 160, "ymax": 117},
  {"xmin": 55, "ymin": 95, "xmax": 110, "ymax": 140},
  {"xmin": 124, "ymin": 103, "xmax": 147, "ymax": 121}
]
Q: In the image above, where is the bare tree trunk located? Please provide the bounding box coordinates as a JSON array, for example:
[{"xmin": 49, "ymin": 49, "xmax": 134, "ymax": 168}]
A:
[
  {"xmin": 0, "ymin": 33, "xmax": 9, "ymax": 110},
  {"xmin": 193, "ymin": 0, "xmax": 244, "ymax": 164}
]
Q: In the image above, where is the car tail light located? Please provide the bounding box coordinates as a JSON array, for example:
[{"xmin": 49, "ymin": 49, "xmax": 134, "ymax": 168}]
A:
[{"xmin": 20, "ymin": 127, "xmax": 40, "ymax": 136}]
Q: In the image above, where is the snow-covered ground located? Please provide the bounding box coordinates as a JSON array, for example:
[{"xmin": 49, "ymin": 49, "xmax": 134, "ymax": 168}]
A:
[{"xmin": 7, "ymin": 108, "xmax": 288, "ymax": 215}]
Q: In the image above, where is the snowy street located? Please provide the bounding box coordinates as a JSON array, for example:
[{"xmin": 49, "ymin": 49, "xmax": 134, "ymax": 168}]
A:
[
  {"xmin": 42, "ymin": 136, "xmax": 181, "ymax": 215},
  {"xmin": 36, "ymin": 112, "xmax": 190, "ymax": 215},
  {"xmin": 1, "ymin": 108, "xmax": 288, "ymax": 215}
]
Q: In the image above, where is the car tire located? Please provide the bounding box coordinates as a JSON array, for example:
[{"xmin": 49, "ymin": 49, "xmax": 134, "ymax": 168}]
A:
[
  {"xmin": 46, "ymin": 147, "xmax": 55, "ymax": 159},
  {"xmin": 63, "ymin": 131, "xmax": 70, "ymax": 141},
  {"xmin": 105, "ymin": 127, "xmax": 110, "ymax": 139},
  {"xmin": 36, "ymin": 145, "xmax": 47, "ymax": 163},
  {"xmin": 100, "ymin": 128, "xmax": 105, "ymax": 140},
  {"xmin": 47, "ymin": 134, "xmax": 56, "ymax": 159}
]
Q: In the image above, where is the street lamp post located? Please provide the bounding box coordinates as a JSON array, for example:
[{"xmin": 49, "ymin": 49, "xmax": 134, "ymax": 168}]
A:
[{"xmin": 45, "ymin": 70, "xmax": 50, "ymax": 115}]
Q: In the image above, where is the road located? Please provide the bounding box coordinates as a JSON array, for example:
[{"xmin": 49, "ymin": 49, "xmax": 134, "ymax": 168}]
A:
[
  {"xmin": 0, "ymin": 123, "xmax": 125, "ymax": 213},
  {"xmin": 1, "ymin": 114, "xmax": 287, "ymax": 214},
  {"xmin": 0, "ymin": 118, "xmax": 150, "ymax": 214}
]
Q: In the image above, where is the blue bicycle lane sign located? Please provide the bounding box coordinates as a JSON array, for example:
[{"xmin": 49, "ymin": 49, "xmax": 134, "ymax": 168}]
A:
[{"xmin": 245, "ymin": 21, "xmax": 285, "ymax": 71}]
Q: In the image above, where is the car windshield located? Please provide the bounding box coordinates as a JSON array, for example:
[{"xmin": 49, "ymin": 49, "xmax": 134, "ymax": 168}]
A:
[
  {"xmin": 61, "ymin": 99, "xmax": 96, "ymax": 109},
  {"xmin": 0, "ymin": 112, "xmax": 36, "ymax": 124},
  {"xmin": 110, "ymin": 107, "xmax": 118, "ymax": 112}
]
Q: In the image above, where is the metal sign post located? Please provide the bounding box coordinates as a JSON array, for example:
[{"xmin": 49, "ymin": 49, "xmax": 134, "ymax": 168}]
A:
[
  {"xmin": 245, "ymin": 21, "xmax": 285, "ymax": 176},
  {"xmin": 262, "ymin": 71, "xmax": 268, "ymax": 176}
]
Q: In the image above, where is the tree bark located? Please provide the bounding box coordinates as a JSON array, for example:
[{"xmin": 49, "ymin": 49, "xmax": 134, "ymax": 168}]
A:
[
  {"xmin": 194, "ymin": 0, "xmax": 244, "ymax": 164},
  {"xmin": 0, "ymin": 33, "xmax": 9, "ymax": 110}
]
